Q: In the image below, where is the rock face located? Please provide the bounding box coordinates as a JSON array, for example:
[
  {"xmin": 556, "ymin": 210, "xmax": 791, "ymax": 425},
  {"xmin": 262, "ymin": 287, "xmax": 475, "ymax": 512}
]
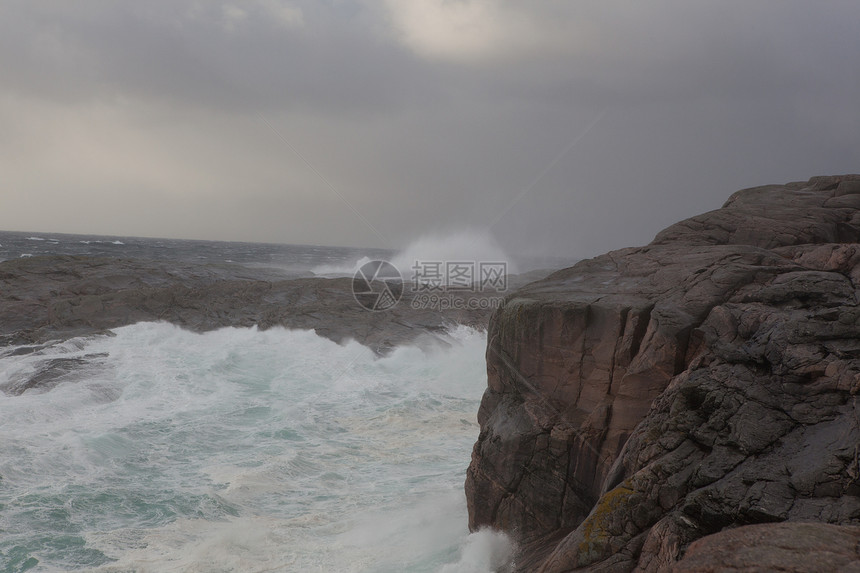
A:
[
  {"xmin": 465, "ymin": 175, "xmax": 860, "ymax": 571},
  {"xmin": 672, "ymin": 522, "xmax": 860, "ymax": 572}
]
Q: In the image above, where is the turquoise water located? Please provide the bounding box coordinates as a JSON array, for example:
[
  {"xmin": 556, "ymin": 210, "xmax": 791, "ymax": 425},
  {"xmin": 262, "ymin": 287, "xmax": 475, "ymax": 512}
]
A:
[{"xmin": 0, "ymin": 323, "xmax": 512, "ymax": 572}]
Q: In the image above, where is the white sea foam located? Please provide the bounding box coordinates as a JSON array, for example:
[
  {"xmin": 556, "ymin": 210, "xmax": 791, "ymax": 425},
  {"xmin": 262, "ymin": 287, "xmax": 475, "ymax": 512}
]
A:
[
  {"xmin": 311, "ymin": 255, "xmax": 373, "ymax": 276},
  {"xmin": 440, "ymin": 529, "xmax": 516, "ymax": 573},
  {"xmin": 76, "ymin": 239, "xmax": 124, "ymax": 246},
  {"xmin": 0, "ymin": 323, "xmax": 512, "ymax": 572}
]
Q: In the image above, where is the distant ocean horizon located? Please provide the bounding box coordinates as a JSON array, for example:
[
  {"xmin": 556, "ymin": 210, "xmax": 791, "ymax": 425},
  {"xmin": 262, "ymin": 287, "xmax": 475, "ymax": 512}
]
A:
[
  {"xmin": 0, "ymin": 229, "xmax": 392, "ymax": 278},
  {"xmin": 0, "ymin": 229, "xmax": 577, "ymax": 278}
]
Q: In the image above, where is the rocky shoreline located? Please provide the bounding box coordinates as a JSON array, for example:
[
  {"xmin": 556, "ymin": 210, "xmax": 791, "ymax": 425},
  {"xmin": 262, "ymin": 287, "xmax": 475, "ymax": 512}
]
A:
[
  {"xmin": 466, "ymin": 175, "xmax": 860, "ymax": 571},
  {"xmin": 4, "ymin": 176, "xmax": 860, "ymax": 570},
  {"xmin": 0, "ymin": 254, "xmax": 551, "ymax": 394}
]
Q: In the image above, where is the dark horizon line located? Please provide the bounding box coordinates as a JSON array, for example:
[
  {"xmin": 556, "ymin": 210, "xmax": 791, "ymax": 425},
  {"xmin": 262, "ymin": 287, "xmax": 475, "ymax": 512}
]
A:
[{"xmin": 0, "ymin": 228, "xmax": 394, "ymax": 253}]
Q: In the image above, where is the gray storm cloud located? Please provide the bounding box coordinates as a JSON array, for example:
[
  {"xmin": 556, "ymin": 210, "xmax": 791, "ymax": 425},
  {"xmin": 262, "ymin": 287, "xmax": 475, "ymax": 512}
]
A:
[{"xmin": 1, "ymin": 1, "xmax": 858, "ymax": 257}]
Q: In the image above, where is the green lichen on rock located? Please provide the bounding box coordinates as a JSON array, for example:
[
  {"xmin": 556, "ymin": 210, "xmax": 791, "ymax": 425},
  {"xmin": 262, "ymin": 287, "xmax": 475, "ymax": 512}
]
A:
[{"xmin": 576, "ymin": 480, "xmax": 635, "ymax": 566}]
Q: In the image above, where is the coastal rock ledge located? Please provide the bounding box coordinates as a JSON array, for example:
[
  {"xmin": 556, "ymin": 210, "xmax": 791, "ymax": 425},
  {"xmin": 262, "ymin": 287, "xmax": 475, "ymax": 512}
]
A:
[{"xmin": 466, "ymin": 175, "xmax": 860, "ymax": 571}]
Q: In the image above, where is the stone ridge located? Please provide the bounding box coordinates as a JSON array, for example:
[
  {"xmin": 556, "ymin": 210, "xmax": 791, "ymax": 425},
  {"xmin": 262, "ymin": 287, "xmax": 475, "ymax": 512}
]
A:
[
  {"xmin": 0, "ymin": 256, "xmax": 507, "ymax": 358},
  {"xmin": 0, "ymin": 254, "xmax": 550, "ymax": 395},
  {"xmin": 465, "ymin": 175, "xmax": 860, "ymax": 571}
]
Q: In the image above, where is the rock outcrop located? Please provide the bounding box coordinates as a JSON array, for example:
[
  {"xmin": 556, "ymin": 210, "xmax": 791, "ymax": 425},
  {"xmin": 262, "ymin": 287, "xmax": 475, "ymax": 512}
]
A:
[
  {"xmin": 672, "ymin": 522, "xmax": 860, "ymax": 572},
  {"xmin": 466, "ymin": 175, "xmax": 860, "ymax": 571},
  {"xmin": 0, "ymin": 256, "xmax": 520, "ymax": 354}
]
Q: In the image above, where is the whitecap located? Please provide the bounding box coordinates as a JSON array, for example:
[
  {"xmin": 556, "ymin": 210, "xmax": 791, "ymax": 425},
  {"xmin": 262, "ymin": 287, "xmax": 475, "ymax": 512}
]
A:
[
  {"xmin": 311, "ymin": 255, "xmax": 372, "ymax": 276},
  {"xmin": 0, "ymin": 322, "xmax": 493, "ymax": 572}
]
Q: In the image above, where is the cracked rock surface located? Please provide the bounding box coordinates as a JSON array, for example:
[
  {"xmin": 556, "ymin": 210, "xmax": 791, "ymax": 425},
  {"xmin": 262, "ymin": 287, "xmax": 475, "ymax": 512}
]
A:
[{"xmin": 465, "ymin": 175, "xmax": 860, "ymax": 571}]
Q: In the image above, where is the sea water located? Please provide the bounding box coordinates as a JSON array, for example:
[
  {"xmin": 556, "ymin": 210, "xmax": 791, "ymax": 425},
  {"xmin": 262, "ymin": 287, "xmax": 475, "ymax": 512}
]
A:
[
  {"xmin": 0, "ymin": 228, "xmax": 574, "ymax": 572},
  {"xmin": 0, "ymin": 323, "xmax": 513, "ymax": 572},
  {"xmin": 0, "ymin": 231, "xmax": 392, "ymax": 275}
]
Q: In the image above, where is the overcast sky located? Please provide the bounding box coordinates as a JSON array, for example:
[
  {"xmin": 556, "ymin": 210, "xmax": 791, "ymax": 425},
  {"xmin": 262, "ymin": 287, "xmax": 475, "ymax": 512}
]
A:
[{"xmin": 1, "ymin": 1, "xmax": 858, "ymax": 258}]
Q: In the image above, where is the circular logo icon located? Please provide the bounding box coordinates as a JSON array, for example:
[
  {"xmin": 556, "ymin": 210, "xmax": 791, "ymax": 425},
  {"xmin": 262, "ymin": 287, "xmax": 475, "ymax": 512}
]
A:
[{"xmin": 352, "ymin": 260, "xmax": 403, "ymax": 311}]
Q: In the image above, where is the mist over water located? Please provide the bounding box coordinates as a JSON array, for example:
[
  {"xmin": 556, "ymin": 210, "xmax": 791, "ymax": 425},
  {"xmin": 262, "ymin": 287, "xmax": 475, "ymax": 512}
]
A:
[
  {"xmin": 312, "ymin": 229, "xmax": 524, "ymax": 281},
  {"xmin": 0, "ymin": 323, "xmax": 514, "ymax": 572},
  {"xmin": 390, "ymin": 230, "xmax": 516, "ymax": 280}
]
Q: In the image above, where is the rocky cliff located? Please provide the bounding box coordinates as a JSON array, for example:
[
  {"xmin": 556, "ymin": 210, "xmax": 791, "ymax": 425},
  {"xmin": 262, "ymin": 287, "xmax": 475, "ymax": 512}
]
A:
[{"xmin": 466, "ymin": 175, "xmax": 860, "ymax": 571}]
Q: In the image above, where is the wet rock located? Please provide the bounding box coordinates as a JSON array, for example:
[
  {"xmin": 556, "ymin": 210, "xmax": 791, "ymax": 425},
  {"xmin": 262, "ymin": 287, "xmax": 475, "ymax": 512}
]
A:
[
  {"xmin": 672, "ymin": 522, "xmax": 860, "ymax": 572},
  {"xmin": 465, "ymin": 175, "xmax": 860, "ymax": 571},
  {"xmin": 0, "ymin": 256, "xmax": 535, "ymax": 355}
]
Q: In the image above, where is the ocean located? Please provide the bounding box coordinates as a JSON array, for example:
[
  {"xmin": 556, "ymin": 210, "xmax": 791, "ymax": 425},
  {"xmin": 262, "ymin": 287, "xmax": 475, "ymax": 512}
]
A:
[
  {"xmin": 0, "ymin": 231, "xmax": 393, "ymax": 275},
  {"xmin": 0, "ymin": 231, "xmax": 534, "ymax": 573}
]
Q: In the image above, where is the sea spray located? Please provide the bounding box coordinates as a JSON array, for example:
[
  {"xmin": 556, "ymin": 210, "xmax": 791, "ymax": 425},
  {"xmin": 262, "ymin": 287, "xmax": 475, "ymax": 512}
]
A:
[
  {"xmin": 0, "ymin": 323, "xmax": 513, "ymax": 572},
  {"xmin": 389, "ymin": 230, "xmax": 515, "ymax": 281},
  {"xmin": 311, "ymin": 229, "xmax": 514, "ymax": 280}
]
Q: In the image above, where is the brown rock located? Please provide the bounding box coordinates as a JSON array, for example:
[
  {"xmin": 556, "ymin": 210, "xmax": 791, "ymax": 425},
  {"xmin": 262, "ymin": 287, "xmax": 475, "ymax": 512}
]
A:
[
  {"xmin": 465, "ymin": 175, "xmax": 860, "ymax": 571},
  {"xmin": 672, "ymin": 523, "xmax": 860, "ymax": 572},
  {"xmin": 0, "ymin": 255, "xmax": 517, "ymax": 354},
  {"xmin": 0, "ymin": 256, "xmax": 552, "ymax": 393}
]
